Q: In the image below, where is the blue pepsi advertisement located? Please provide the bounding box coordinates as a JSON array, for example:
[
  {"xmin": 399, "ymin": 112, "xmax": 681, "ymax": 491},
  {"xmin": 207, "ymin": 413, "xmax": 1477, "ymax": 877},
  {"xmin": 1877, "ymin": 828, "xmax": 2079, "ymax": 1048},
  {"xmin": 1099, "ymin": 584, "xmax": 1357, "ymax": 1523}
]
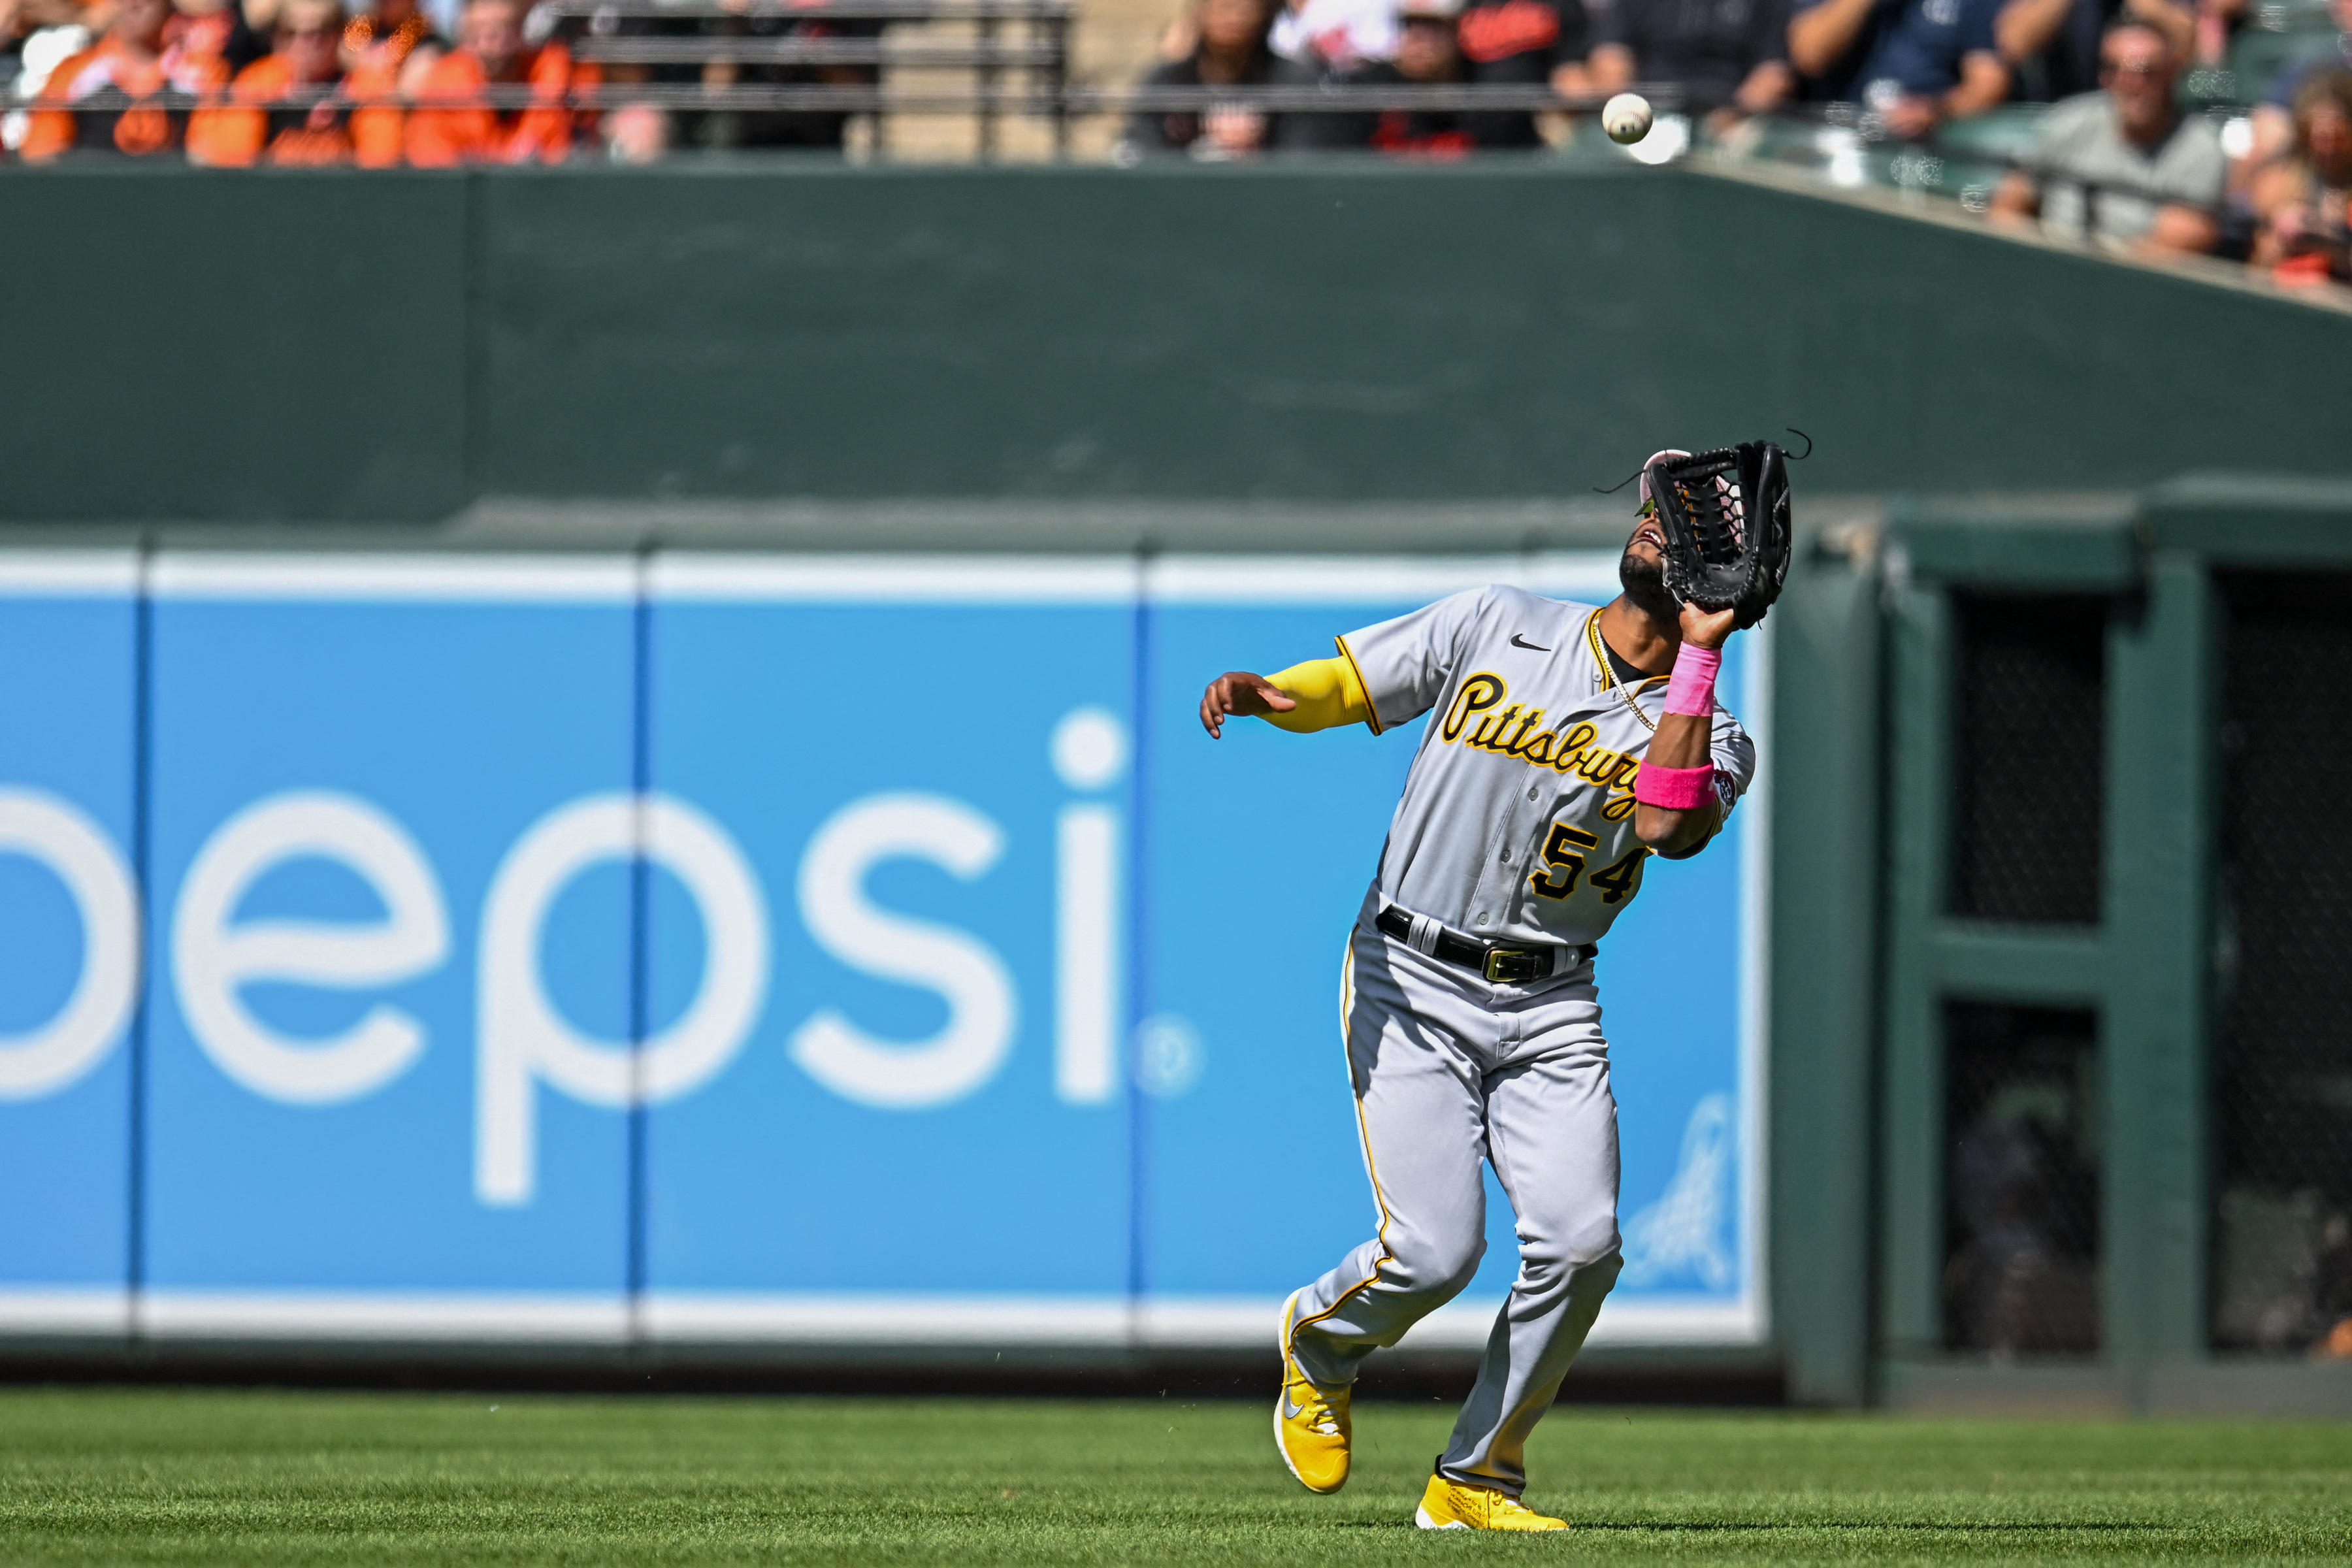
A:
[
  {"xmin": 0, "ymin": 551, "xmax": 1767, "ymax": 1351},
  {"xmin": 0, "ymin": 553, "xmax": 141, "ymax": 1335}
]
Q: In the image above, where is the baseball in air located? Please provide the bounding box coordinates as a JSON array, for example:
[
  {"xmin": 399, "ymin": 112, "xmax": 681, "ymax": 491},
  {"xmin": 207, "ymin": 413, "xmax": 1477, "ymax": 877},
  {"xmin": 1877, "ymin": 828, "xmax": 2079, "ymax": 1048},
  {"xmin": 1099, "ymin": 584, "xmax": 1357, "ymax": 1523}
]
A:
[{"xmin": 1601, "ymin": 93, "xmax": 1654, "ymax": 144}]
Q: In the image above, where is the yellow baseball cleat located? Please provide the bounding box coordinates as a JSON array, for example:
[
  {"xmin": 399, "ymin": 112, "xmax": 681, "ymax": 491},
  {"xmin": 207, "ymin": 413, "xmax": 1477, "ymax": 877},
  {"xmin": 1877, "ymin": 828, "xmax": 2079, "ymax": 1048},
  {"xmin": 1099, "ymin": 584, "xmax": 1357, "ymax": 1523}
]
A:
[
  {"xmin": 1414, "ymin": 1474, "xmax": 1569, "ymax": 1531},
  {"xmin": 1273, "ymin": 1290, "xmax": 1350, "ymax": 1494}
]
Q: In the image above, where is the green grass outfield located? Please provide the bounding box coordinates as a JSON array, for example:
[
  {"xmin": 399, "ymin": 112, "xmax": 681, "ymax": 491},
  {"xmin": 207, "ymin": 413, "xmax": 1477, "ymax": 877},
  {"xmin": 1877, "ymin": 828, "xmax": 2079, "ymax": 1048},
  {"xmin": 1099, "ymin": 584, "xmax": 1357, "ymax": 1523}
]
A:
[{"xmin": 2, "ymin": 1387, "xmax": 2348, "ymax": 1565}]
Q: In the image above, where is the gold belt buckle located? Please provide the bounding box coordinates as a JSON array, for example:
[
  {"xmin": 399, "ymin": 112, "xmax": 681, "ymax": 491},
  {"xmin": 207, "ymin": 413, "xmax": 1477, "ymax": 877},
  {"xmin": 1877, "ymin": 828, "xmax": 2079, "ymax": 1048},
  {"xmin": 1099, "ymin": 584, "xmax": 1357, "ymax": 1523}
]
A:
[{"xmin": 1484, "ymin": 947, "xmax": 1531, "ymax": 983}]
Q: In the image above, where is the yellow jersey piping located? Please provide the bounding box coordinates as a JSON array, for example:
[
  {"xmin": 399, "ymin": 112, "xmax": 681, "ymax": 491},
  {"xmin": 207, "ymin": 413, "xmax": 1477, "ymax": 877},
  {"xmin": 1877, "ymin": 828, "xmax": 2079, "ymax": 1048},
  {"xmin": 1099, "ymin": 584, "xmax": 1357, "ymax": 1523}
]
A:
[
  {"xmin": 1287, "ymin": 936, "xmax": 1396, "ymax": 1357},
  {"xmin": 1333, "ymin": 634, "xmax": 1384, "ymax": 736}
]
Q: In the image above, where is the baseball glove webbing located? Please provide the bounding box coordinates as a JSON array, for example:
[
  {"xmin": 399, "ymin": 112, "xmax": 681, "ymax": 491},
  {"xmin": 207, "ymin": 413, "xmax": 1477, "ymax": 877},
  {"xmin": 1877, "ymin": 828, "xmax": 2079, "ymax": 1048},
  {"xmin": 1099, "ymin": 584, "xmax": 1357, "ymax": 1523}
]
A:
[{"xmin": 1647, "ymin": 440, "xmax": 1795, "ymax": 631}]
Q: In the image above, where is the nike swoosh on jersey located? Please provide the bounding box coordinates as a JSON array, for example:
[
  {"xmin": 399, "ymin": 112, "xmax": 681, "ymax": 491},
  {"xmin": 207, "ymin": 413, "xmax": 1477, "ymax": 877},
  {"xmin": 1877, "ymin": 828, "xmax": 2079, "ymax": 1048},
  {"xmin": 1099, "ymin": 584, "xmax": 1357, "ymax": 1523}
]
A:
[{"xmin": 1510, "ymin": 634, "xmax": 1551, "ymax": 651}]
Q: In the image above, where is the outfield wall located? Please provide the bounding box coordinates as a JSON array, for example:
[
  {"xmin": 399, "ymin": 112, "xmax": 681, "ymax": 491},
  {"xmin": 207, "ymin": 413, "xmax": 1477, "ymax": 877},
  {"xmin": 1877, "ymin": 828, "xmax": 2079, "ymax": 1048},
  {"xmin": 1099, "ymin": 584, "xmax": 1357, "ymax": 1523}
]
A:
[
  {"xmin": 9, "ymin": 162, "xmax": 2347, "ymax": 1405},
  {"xmin": 5, "ymin": 161, "xmax": 2349, "ymax": 525}
]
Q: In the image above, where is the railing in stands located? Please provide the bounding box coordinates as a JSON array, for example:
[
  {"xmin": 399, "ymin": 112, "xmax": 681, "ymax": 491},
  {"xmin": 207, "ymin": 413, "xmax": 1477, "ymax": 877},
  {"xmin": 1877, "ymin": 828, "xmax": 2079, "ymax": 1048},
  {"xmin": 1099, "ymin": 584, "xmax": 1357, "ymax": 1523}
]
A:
[
  {"xmin": 3, "ymin": 0, "xmax": 1690, "ymax": 164},
  {"xmin": 541, "ymin": 0, "xmax": 1073, "ymax": 155}
]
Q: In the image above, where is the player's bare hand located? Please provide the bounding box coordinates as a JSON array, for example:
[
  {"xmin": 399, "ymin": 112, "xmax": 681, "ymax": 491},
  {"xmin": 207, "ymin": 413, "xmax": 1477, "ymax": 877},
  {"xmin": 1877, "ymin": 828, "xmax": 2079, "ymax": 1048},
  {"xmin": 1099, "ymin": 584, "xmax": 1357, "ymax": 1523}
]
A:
[
  {"xmin": 1678, "ymin": 602, "xmax": 1739, "ymax": 651},
  {"xmin": 1200, "ymin": 671, "xmax": 1296, "ymax": 738}
]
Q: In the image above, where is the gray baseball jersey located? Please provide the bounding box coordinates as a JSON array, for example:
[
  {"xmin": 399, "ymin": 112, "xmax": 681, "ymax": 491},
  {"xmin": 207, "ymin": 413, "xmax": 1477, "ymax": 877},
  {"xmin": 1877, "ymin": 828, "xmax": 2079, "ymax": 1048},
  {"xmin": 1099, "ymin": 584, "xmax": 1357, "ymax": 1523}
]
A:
[{"xmin": 1339, "ymin": 584, "xmax": 1756, "ymax": 948}]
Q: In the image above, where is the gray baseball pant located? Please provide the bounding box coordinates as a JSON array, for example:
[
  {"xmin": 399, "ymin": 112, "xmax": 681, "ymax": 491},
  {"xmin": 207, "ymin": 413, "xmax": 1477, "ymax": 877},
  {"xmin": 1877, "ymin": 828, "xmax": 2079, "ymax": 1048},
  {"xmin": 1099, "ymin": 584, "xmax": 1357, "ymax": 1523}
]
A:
[{"xmin": 1286, "ymin": 906, "xmax": 1623, "ymax": 1497}]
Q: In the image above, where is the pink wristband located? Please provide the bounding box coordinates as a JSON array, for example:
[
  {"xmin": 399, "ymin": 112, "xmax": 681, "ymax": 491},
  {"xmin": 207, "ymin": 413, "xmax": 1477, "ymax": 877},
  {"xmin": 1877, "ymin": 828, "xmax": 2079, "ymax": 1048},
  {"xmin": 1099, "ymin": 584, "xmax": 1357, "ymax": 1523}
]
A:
[
  {"xmin": 1635, "ymin": 762, "xmax": 1717, "ymax": 811},
  {"xmin": 1663, "ymin": 642, "xmax": 1720, "ymax": 718}
]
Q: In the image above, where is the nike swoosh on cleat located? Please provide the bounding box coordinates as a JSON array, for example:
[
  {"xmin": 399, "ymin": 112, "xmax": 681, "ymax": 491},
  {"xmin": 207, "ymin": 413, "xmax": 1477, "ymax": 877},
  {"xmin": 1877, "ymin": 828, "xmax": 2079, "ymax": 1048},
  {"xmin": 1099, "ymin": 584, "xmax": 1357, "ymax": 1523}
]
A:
[{"xmin": 1510, "ymin": 634, "xmax": 1550, "ymax": 651}]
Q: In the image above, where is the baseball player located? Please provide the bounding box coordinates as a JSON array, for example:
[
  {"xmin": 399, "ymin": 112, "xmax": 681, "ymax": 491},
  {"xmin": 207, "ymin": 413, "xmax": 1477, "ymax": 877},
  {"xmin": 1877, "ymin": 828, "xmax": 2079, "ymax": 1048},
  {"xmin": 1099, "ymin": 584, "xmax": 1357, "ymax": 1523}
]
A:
[{"xmin": 1197, "ymin": 453, "xmax": 1768, "ymax": 1530}]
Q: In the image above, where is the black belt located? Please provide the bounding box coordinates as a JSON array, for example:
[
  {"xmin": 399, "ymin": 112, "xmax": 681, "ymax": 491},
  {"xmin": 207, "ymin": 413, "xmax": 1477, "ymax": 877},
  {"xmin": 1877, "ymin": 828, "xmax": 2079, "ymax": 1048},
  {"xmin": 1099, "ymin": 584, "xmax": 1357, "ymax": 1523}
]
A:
[{"xmin": 1375, "ymin": 905, "xmax": 1595, "ymax": 984}]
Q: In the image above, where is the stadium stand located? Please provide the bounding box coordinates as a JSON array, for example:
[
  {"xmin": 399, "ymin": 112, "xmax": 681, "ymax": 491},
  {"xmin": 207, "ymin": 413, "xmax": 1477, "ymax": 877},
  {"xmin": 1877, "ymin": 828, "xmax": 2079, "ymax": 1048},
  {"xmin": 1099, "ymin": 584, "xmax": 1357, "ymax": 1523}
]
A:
[{"xmin": 0, "ymin": 0, "xmax": 2344, "ymax": 289}]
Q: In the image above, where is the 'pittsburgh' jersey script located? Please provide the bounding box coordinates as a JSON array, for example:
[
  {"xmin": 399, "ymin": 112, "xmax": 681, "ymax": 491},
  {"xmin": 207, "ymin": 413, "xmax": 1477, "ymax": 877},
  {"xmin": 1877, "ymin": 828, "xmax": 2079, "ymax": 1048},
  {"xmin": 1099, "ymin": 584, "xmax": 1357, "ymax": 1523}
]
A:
[{"xmin": 1341, "ymin": 583, "xmax": 1755, "ymax": 948}]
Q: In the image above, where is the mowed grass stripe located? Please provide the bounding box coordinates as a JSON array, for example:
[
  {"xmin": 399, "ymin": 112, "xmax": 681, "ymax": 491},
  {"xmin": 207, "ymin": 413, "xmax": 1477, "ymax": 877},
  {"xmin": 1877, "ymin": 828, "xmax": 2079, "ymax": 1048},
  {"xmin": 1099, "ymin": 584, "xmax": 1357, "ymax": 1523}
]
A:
[{"xmin": 0, "ymin": 1388, "xmax": 2347, "ymax": 1565}]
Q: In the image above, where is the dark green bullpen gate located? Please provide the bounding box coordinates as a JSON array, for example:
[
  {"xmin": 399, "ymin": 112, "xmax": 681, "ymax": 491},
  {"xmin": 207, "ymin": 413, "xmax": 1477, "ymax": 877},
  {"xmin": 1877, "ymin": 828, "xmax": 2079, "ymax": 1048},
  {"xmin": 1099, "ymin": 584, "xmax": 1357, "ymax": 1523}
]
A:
[{"xmin": 1775, "ymin": 478, "xmax": 2352, "ymax": 1414}]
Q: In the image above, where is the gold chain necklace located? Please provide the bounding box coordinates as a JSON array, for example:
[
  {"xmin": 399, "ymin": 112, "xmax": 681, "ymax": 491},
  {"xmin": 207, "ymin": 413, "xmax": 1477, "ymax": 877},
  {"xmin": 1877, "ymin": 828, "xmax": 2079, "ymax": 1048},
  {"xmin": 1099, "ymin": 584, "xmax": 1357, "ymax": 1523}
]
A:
[{"xmin": 1584, "ymin": 608, "xmax": 1657, "ymax": 735}]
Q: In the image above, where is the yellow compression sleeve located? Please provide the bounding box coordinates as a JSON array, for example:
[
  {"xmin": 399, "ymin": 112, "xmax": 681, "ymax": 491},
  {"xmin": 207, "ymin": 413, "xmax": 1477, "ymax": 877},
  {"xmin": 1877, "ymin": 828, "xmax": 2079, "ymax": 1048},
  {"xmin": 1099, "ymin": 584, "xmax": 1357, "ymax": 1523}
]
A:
[{"xmin": 1258, "ymin": 656, "xmax": 1372, "ymax": 733}]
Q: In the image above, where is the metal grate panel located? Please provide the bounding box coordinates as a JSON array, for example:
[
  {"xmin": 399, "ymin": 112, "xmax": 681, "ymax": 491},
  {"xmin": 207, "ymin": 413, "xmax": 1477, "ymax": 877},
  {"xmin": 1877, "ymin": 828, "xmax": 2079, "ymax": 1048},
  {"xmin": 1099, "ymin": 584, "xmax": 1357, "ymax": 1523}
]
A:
[
  {"xmin": 2211, "ymin": 572, "xmax": 2352, "ymax": 1354},
  {"xmin": 1950, "ymin": 595, "xmax": 2108, "ymax": 924},
  {"xmin": 1944, "ymin": 1002, "xmax": 2102, "ymax": 1354}
]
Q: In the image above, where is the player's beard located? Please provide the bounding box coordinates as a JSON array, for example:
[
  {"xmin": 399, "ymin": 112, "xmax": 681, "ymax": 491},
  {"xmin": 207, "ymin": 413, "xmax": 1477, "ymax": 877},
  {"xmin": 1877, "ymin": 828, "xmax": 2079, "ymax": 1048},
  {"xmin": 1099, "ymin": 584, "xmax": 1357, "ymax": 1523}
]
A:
[{"xmin": 1618, "ymin": 547, "xmax": 1678, "ymax": 621}]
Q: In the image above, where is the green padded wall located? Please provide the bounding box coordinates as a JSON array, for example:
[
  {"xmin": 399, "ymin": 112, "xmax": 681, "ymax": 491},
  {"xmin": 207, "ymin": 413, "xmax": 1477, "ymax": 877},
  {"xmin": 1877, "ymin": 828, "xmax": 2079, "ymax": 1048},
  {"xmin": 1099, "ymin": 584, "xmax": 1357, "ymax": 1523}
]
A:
[
  {"xmin": 4, "ymin": 162, "xmax": 2347, "ymax": 521},
  {"xmin": 5, "ymin": 169, "xmax": 468, "ymax": 522}
]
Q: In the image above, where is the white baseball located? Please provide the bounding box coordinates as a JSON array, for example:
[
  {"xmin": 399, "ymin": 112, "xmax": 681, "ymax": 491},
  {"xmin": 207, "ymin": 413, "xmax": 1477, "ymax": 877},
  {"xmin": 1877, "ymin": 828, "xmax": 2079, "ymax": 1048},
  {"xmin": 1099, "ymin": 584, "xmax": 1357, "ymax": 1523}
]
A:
[{"xmin": 1601, "ymin": 92, "xmax": 1653, "ymax": 144}]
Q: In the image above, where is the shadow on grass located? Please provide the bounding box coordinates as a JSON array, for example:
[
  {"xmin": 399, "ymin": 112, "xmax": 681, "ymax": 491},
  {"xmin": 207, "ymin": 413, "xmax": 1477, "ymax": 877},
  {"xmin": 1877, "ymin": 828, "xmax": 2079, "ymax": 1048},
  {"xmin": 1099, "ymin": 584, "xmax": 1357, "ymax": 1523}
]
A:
[{"xmin": 1335, "ymin": 1521, "xmax": 2164, "ymax": 1532}]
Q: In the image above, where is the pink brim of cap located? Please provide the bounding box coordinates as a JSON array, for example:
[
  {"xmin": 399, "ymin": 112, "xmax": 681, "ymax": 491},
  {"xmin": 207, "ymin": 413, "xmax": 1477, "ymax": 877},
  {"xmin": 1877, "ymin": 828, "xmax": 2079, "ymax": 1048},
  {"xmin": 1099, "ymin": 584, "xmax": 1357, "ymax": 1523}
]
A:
[{"xmin": 1635, "ymin": 449, "xmax": 1691, "ymax": 507}]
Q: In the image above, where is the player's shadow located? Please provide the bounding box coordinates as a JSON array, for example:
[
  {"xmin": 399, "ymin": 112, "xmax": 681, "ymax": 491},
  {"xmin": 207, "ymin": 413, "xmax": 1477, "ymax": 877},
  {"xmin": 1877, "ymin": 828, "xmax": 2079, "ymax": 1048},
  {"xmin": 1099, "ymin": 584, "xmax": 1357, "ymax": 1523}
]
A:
[{"xmin": 1335, "ymin": 1520, "xmax": 2159, "ymax": 1531}]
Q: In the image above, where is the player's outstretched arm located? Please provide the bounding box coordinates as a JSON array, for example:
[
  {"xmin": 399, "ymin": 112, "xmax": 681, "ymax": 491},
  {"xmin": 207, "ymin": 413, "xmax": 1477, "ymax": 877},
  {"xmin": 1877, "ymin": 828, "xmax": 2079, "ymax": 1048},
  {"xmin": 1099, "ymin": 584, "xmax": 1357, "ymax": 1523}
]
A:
[
  {"xmin": 1200, "ymin": 657, "xmax": 1371, "ymax": 738},
  {"xmin": 1631, "ymin": 602, "xmax": 1737, "ymax": 855}
]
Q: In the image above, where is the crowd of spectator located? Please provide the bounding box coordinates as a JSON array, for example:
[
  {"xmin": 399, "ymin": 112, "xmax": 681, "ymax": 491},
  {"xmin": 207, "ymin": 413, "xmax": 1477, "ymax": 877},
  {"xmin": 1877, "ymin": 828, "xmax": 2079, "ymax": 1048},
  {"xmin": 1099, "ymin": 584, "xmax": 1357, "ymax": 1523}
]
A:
[
  {"xmin": 1119, "ymin": 0, "xmax": 2349, "ymax": 280},
  {"xmin": 2, "ymin": 0, "xmax": 589, "ymax": 162},
  {"xmin": 2, "ymin": 0, "xmax": 2346, "ymax": 283},
  {"xmin": 0, "ymin": 0, "xmax": 880, "ymax": 161}
]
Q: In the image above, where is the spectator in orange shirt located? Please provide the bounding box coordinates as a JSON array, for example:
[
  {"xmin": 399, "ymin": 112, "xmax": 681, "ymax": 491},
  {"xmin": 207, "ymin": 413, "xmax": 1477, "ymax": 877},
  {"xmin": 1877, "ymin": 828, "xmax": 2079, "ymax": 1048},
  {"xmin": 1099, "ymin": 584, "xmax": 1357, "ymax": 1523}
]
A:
[
  {"xmin": 340, "ymin": 0, "xmax": 442, "ymax": 90},
  {"xmin": 188, "ymin": 0, "xmax": 389, "ymax": 163},
  {"xmin": 340, "ymin": 0, "xmax": 445, "ymax": 163},
  {"xmin": 20, "ymin": 0, "xmax": 226, "ymax": 158},
  {"xmin": 404, "ymin": 0, "xmax": 589, "ymax": 165}
]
